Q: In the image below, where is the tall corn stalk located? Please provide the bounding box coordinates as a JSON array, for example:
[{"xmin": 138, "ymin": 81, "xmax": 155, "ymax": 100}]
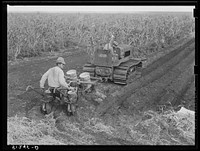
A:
[{"xmin": 7, "ymin": 12, "xmax": 194, "ymax": 61}]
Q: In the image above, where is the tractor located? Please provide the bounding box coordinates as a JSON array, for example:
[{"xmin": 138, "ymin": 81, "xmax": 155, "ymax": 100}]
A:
[{"xmin": 83, "ymin": 36, "xmax": 147, "ymax": 85}]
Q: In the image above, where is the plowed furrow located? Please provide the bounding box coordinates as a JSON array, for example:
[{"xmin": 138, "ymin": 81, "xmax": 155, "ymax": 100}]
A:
[
  {"xmin": 170, "ymin": 75, "xmax": 195, "ymax": 107},
  {"xmin": 124, "ymin": 54, "xmax": 195, "ymax": 112},
  {"xmin": 182, "ymin": 81, "xmax": 195, "ymax": 110},
  {"xmin": 96, "ymin": 39, "xmax": 195, "ymax": 117},
  {"xmin": 149, "ymin": 70, "xmax": 194, "ymax": 112},
  {"xmin": 141, "ymin": 38, "xmax": 195, "ymax": 76}
]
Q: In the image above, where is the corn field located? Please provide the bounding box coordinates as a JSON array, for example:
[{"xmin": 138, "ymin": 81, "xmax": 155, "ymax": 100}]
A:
[{"xmin": 7, "ymin": 12, "xmax": 195, "ymax": 61}]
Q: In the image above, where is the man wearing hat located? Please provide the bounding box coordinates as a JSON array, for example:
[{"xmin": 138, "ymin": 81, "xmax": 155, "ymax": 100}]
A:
[{"xmin": 40, "ymin": 57, "xmax": 73, "ymax": 100}]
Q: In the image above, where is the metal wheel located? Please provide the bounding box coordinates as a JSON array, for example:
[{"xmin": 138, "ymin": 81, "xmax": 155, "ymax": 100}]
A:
[
  {"xmin": 71, "ymin": 104, "xmax": 76, "ymax": 115},
  {"xmin": 64, "ymin": 104, "xmax": 72, "ymax": 116},
  {"xmin": 40, "ymin": 102, "xmax": 52, "ymax": 115}
]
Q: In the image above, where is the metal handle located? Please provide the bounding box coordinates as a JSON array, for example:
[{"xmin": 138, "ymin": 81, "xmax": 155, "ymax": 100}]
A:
[{"xmin": 25, "ymin": 85, "xmax": 45, "ymax": 97}]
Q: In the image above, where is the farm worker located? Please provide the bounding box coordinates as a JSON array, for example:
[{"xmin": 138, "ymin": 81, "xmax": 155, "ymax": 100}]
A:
[
  {"xmin": 103, "ymin": 35, "xmax": 118, "ymax": 54},
  {"xmin": 40, "ymin": 57, "xmax": 73, "ymax": 100}
]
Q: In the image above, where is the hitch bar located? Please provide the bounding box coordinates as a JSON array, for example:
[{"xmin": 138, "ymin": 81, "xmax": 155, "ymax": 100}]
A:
[{"xmin": 26, "ymin": 85, "xmax": 45, "ymax": 97}]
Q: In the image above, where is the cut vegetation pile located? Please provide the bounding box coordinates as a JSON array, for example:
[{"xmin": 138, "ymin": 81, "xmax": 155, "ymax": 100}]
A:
[
  {"xmin": 8, "ymin": 108, "xmax": 195, "ymax": 145},
  {"xmin": 8, "ymin": 114, "xmax": 63, "ymax": 145}
]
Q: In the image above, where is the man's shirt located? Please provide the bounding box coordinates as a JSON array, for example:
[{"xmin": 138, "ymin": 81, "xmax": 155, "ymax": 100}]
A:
[{"xmin": 40, "ymin": 66, "xmax": 69, "ymax": 88}]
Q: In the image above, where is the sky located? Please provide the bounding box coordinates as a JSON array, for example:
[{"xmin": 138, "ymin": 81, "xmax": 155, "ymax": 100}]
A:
[{"xmin": 7, "ymin": 6, "xmax": 195, "ymax": 13}]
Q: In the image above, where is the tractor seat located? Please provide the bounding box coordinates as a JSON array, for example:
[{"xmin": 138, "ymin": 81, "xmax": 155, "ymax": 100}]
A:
[
  {"xmin": 44, "ymin": 89, "xmax": 53, "ymax": 98},
  {"xmin": 45, "ymin": 89, "xmax": 51, "ymax": 94}
]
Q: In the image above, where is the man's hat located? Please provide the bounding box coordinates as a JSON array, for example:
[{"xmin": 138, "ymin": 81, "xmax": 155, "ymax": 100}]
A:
[{"xmin": 56, "ymin": 57, "xmax": 66, "ymax": 65}]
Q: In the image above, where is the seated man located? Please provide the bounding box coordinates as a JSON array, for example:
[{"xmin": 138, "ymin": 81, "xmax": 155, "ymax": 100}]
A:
[
  {"xmin": 40, "ymin": 57, "xmax": 73, "ymax": 101},
  {"xmin": 103, "ymin": 35, "xmax": 116, "ymax": 54}
]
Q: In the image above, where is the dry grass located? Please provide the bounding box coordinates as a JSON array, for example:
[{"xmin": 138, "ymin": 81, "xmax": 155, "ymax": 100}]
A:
[
  {"xmin": 8, "ymin": 101, "xmax": 195, "ymax": 145},
  {"xmin": 7, "ymin": 113, "xmax": 64, "ymax": 145},
  {"xmin": 116, "ymin": 109, "xmax": 195, "ymax": 145}
]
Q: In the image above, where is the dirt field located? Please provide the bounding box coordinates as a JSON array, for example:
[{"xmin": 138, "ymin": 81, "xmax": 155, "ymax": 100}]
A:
[
  {"xmin": 8, "ymin": 49, "xmax": 89, "ymax": 117},
  {"xmin": 7, "ymin": 35, "xmax": 196, "ymax": 145}
]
